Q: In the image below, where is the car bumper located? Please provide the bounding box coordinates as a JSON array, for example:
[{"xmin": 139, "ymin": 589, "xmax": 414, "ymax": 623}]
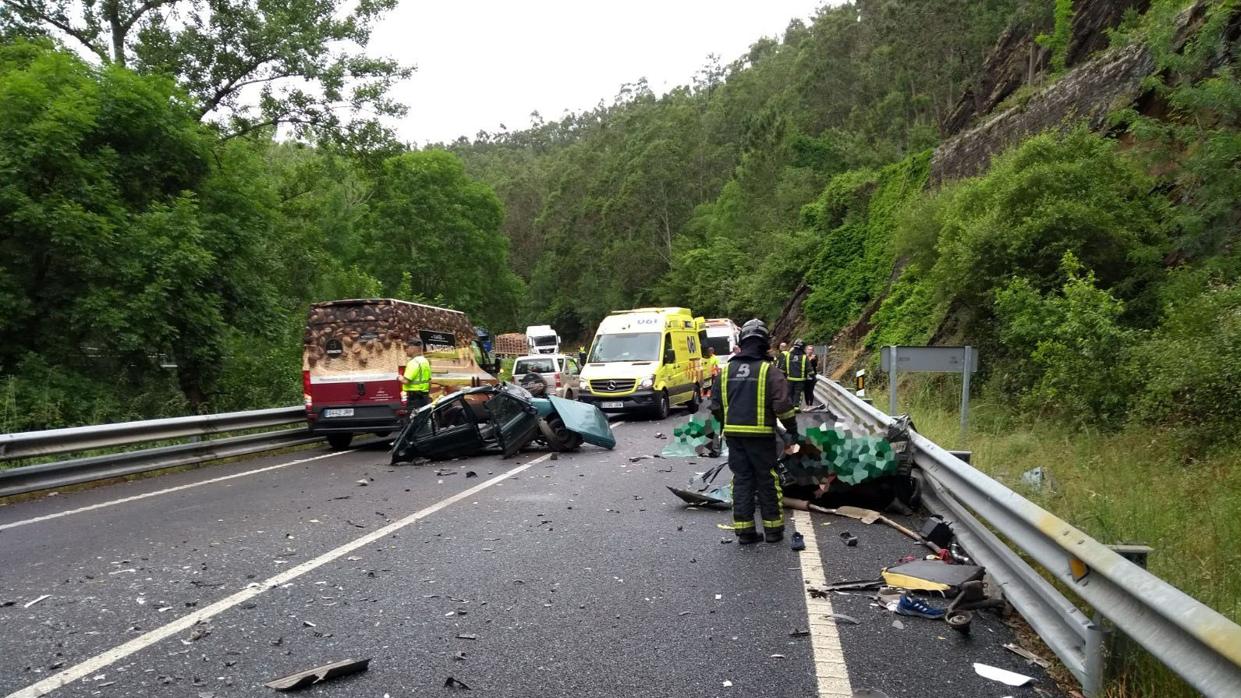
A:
[
  {"xmin": 577, "ymin": 389, "xmax": 657, "ymax": 412},
  {"xmin": 307, "ymin": 404, "xmax": 406, "ymax": 433}
]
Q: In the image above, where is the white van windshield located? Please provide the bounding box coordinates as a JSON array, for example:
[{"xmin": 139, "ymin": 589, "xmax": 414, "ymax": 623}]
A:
[
  {"xmin": 532, "ymin": 336, "xmax": 558, "ymax": 346},
  {"xmin": 590, "ymin": 333, "xmax": 661, "ymax": 362},
  {"xmin": 703, "ymin": 336, "xmax": 732, "ymax": 356}
]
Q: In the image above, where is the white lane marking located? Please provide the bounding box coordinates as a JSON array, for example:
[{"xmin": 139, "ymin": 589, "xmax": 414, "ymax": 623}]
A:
[
  {"xmin": 0, "ymin": 449, "xmax": 356, "ymax": 531},
  {"xmin": 793, "ymin": 509, "xmax": 854, "ymax": 697},
  {"xmin": 5, "ymin": 452, "xmax": 554, "ymax": 698}
]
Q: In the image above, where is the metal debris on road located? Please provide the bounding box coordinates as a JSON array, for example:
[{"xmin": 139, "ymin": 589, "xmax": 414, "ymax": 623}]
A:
[
  {"xmin": 356, "ymin": 479, "xmax": 369, "ymax": 486},
  {"xmin": 264, "ymin": 658, "xmax": 371, "ymax": 691},
  {"xmin": 973, "ymin": 662, "xmax": 1034, "ymax": 687},
  {"xmin": 722, "ymin": 680, "xmax": 733, "ymax": 687},
  {"xmin": 456, "ymin": 633, "xmax": 478, "ymax": 640},
  {"xmin": 840, "ymin": 532, "xmax": 858, "ymax": 547},
  {"xmin": 1004, "ymin": 643, "xmax": 1051, "ymax": 668},
  {"xmin": 454, "ymin": 651, "xmax": 467, "ymax": 661},
  {"xmin": 829, "ymin": 613, "xmax": 860, "ymax": 625},
  {"xmin": 444, "ymin": 676, "xmax": 472, "ymax": 690},
  {"xmin": 789, "ymin": 628, "xmax": 810, "ymax": 637},
  {"xmin": 23, "ymin": 594, "xmax": 50, "ymax": 608},
  {"xmin": 770, "ymin": 654, "xmax": 786, "ymax": 659}
]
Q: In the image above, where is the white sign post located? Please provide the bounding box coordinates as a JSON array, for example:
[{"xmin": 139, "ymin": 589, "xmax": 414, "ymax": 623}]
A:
[{"xmin": 880, "ymin": 345, "xmax": 979, "ymax": 438}]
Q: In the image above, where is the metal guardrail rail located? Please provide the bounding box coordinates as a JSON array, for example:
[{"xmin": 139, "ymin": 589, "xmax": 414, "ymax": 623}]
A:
[
  {"xmin": 814, "ymin": 376, "xmax": 1241, "ymax": 697},
  {"xmin": 0, "ymin": 406, "xmax": 314, "ymax": 497}
]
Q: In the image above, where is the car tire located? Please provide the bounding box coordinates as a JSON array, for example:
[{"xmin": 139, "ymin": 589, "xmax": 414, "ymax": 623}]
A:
[
  {"xmin": 326, "ymin": 433, "xmax": 354, "ymax": 450},
  {"xmin": 685, "ymin": 385, "xmax": 701, "ymax": 414},
  {"xmin": 651, "ymin": 390, "xmax": 670, "ymax": 420},
  {"xmin": 546, "ymin": 416, "xmax": 584, "ymax": 451}
]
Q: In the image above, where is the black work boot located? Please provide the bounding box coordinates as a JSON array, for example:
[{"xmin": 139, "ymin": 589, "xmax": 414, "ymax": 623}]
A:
[
  {"xmin": 764, "ymin": 527, "xmax": 784, "ymax": 543},
  {"xmin": 736, "ymin": 529, "xmax": 762, "ymax": 545}
]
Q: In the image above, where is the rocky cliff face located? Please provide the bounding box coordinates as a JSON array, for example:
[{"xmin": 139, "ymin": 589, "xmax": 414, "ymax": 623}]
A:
[{"xmin": 929, "ymin": 43, "xmax": 1155, "ymax": 184}]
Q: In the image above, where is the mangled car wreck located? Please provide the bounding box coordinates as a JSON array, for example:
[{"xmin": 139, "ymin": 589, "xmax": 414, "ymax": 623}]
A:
[{"xmin": 391, "ymin": 384, "xmax": 615, "ymax": 463}]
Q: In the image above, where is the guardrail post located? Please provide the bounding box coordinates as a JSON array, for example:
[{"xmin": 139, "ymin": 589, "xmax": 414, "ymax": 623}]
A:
[
  {"xmin": 1084, "ymin": 613, "xmax": 1106, "ymax": 697},
  {"xmin": 888, "ymin": 345, "xmax": 898, "ymax": 415}
]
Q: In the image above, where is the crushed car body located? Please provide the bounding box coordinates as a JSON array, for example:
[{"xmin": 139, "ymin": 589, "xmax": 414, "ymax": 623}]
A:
[{"xmin": 390, "ymin": 384, "xmax": 615, "ymax": 464}]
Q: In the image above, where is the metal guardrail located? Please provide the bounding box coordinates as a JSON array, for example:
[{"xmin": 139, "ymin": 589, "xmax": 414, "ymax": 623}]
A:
[
  {"xmin": 0, "ymin": 406, "xmax": 314, "ymax": 497},
  {"xmin": 814, "ymin": 376, "xmax": 1241, "ymax": 698}
]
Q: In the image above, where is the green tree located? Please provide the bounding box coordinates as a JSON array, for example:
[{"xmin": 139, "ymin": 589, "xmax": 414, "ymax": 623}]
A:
[{"xmin": 0, "ymin": 0, "xmax": 411, "ymax": 138}]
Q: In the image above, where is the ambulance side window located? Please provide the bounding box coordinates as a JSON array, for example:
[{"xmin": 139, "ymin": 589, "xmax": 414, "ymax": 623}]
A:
[
  {"xmin": 687, "ymin": 336, "xmax": 697, "ymax": 356},
  {"xmin": 662, "ymin": 333, "xmax": 676, "ymax": 365}
]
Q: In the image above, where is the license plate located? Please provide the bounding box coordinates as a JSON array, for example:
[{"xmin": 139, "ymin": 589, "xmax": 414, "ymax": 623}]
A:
[
  {"xmin": 323, "ymin": 408, "xmax": 354, "ymax": 418},
  {"xmin": 601, "ymin": 401, "xmax": 624, "ymax": 409}
]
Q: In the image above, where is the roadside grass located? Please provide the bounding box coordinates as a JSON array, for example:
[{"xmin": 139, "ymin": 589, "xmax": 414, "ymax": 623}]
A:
[{"xmin": 897, "ymin": 380, "xmax": 1241, "ymax": 697}]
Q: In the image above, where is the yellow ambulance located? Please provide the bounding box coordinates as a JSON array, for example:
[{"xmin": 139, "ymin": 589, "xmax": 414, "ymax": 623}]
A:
[{"xmin": 578, "ymin": 307, "xmax": 706, "ymax": 419}]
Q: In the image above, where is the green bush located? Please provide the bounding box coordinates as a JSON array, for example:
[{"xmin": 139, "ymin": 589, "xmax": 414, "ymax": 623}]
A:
[
  {"xmin": 1131, "ymin": 278, "xmax": 1241, "ymax": 443},
  {"xmin": 994, "ymin": 254, "xmax": 1138, "ymax": 424}
]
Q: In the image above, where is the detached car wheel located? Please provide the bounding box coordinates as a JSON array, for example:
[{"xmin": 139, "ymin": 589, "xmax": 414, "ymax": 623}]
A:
[
  {"xmin": 541, "ymin": 416, "xmax": 583, "ymax": 451},
  {"xmin": 326, "ymin": 432, "xmax": 354, "ymax": 450}
]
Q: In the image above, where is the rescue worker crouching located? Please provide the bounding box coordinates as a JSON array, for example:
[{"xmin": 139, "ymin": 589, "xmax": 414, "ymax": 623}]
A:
[
  {"xmin": 402, "ymin": 339, "xmax": 433, "ymax": 411},
  {"xmin": 709, "ymin": 319, "xmax": 799, "ymax": 544}
]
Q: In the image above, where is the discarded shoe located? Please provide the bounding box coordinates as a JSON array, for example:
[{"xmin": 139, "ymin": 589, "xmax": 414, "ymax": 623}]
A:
[
  {"xmin": 895, "ymin": 593, "xmax": 946, "ymax": 619},
  {"xmin": 737, "ymin": 530, "xmax": 762, "ymax": 545},
  {"xmin": 790, "ymin": 532, "xmax": 806, "ymax": 551},
  {"xmin": 764, "ymin": 528, "xmax": 784, "ymax": 543}
]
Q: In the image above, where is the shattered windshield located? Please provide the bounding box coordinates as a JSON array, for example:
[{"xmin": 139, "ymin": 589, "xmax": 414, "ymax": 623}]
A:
[{"xmin": 589, "ymin": 333, "xmax": 660, "ymax": 362}]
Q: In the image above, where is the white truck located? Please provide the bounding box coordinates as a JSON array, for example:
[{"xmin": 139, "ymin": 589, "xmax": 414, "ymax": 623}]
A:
[{"xmin": 525, "ymin": 325, "xmax": 561, "ymax": 355}]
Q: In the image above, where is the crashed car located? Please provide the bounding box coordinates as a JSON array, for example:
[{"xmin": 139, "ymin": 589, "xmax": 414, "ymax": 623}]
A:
[{"xmin": 391, "ymin": 383, "xmax": 615, "ymax": 464}]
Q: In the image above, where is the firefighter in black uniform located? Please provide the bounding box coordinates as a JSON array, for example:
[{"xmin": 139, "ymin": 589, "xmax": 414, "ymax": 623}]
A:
[
  {"xmin": 709, "ymin": 319, "xmax": 799, "ymax": 544},
  {"xmin": 778, "ymin": 339, "xmax": 809, "ymax": 407}
]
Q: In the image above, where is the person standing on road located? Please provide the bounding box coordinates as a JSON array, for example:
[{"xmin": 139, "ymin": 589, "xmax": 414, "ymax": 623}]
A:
[
  {"xmin": 578, "ymin": 345, "xmax": 587, "ymax": 365},
  {"xmin": 401, "ymin": 339, "xmax": 433, "ymax": 411},
  {"xmin": 804, "ymin": 344, "xmax": 818, "ymax": 406},
  {"xmin": 709, "ymin": 319, "xmax": 799, "ymax": 544},
  {"xmin": 781, "ymin": 340, "xmax": 808, "ymax": 407}
]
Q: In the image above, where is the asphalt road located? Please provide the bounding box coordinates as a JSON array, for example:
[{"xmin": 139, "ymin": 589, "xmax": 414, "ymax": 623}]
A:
[{"xmin": 0, "ymin": 414, "xmax": 1062, "ymax": 697}]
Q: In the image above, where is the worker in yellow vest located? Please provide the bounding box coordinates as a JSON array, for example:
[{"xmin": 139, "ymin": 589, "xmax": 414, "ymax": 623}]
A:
[{"xmin": 401, "ymin": 339, "xmax": 433, "ymax": 411}]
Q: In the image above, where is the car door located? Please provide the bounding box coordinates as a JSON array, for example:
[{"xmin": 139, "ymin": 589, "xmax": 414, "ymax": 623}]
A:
[
  {"xmin": 485, "ymin": 388, "xmax": 541, "ymax": 457},
  {"xmin": 417, "ymin": 394, "xmax": 485, "ymax": 460},
  {"xmin": 565, "ymin": 357, "xmax": 581, "ymax": 398}
]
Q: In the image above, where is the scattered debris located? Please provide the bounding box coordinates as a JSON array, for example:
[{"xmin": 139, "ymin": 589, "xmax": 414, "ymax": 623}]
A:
[
  {"xmin": 895, "ymin": 594, "xmax": 946, "ymax": 619},
  {"xmin": 829, "ymin": 613, "xmax": 860, "ymax": 625},
  {"xmin": 24, "ymin": 595, "xmax": 50, "ymax": 608},
  {"xmin": 722, "ymin": 680, "xmax": 733, "ymax": 687},
  {"xmin": 973, "ymin": 662, "xmax": 1034, "ymax": 687},
  {"xmin": 1004, "ymin": 643, "xmax": 1051, "ymax": 669},
  {"xmin": 882, "ymin": 559, "xmax": 984, "ymax": 593},
  {"xmin": 465, "ymin": 471, "xmax": 477, "ymax": 478},
  {"xmin": 820, "ymin": 579, "xmax": 883, "ymax": 592},
  {"xmin": 946, "ymin": 610, "xmax": 973, "ymax": 634},
  {"xmin": 456, "ymin": 633, "xmax": 478, "ymax": 640},
  {"xmin": 891, "ymin": 620, "xmax": 904, "ymax": 630},
  {"xmin": 790, "ymin": 532, "xmax": 806, "ymax": 551},
  {"xmin": 789, "ymin": 628, "xmax": 810, "ymax": 637},
  {"xmin": 1021, "ymin": 467, "xmax": 1047, "ymax": 491},
  {"xmin": 264, "ymin": 658, "xmax": 371, "ymax": 691},
  {"xmin": 628, "ymin": 455, "xmax": 653, "ymax": 462},
  {"xmin": 840, "ymin": 532, "xmax": 858, "ymax": 547},
  {"xmin": 919, "ymin": 516, "xmax": 954, "ymax": 548},
  {"xmin": 769, "ymin": 654, "xmax": 786, "ymax": 659},
  {"xmin": 851, "ymin": 690, "xmax": 892, "ymax": 698},
  {"xmin": 302, "ymin": 620, "xmax": 316, "ymax": 628},
  {"xmin": 719, "ymin": 538, "xmax": 733, "ymax": 544},
  {"xmin": 654, "ymin": 432, "xmax": 666, "ymax": 439},
  {"xmin": 356, "ymin": 479, "xmax": 369, "ymax": 487},
  {"xmin": 435, "ymin": 469, "xmax": 455, "ymax": 476},
  {"xmin": 444, "ymin": 676, "xmax": 472, "ymax": 690},
  {"xmin": 453, "ymin": 652, "xmax": 467, "ymax": 661}
]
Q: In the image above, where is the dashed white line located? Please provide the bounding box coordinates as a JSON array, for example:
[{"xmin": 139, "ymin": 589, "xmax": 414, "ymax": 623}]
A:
[
  {"xmin": 793, "ymin": 509, "xmax": 854, "ymax": 697},
  {"xmin": 0, "ymin": 449, "xmax": 356, "ymax": 532},
  {"xmin": 4, "ymin": 452, "xmax": 555, "ymax": 698}
]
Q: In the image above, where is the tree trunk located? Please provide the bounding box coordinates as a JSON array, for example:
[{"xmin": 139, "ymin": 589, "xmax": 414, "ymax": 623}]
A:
[{"xmin": 105, "ymin": 1, "xmax": 126, "ymax": 66}]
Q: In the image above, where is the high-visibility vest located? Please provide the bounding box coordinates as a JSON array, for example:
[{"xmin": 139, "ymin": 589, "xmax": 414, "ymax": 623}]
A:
[
  {"xmin": 403, "ymin": 355, "xmax": 431, "ymax": 393},
  {"xmin": 704, "ymin": 355, "xmax": 720, "ymax": 377},
  {"xmin": 720, "ymin": 359, "xmax": 774, "ymax": 436},
  {"xmin": 782, "ymin": 351, "xmax": 807, "ymax": 381}
]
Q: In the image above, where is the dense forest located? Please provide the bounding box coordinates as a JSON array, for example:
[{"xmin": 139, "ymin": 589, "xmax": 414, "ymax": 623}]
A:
[{"xmin": 1, "ymin": 0, "xmax": 1239, "ymax": 454}]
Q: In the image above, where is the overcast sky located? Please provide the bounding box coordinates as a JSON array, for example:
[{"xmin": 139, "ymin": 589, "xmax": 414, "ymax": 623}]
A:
[{"xmin": 370, "ymin": 1, "xmax": 831, "ymax": 145}]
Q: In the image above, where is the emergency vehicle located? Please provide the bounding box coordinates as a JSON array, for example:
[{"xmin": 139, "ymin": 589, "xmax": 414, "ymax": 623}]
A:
[{"xmin": 578, "ymin": 307, "xmax": 706, "ymax": 419}]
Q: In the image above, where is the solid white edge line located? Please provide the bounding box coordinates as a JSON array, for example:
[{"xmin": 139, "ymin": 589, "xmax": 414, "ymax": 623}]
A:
[
  {"xmin": 0, "ymin": 449, "xmax": 356, "ymax": 532},
  {"xmin": 5, "ymin": 452, "xmax": 555, "ymax": 698},
  {"xmin": 793, "ymin": 509, "xmax": 854, "ymax": 697}
]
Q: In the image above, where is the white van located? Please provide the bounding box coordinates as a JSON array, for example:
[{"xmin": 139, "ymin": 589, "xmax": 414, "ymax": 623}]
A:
[
  {"xmin": 525, "ymin": 325, "xmax": 561, "ymax": 355},
  {"xmin": 703, "ymin": 318, "xmax": 739, "ymax": 360}
]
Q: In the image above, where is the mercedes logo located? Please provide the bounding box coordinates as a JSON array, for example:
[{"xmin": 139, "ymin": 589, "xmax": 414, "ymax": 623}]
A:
[{"xmin": 607, "ymin": 380, "xmax": 617, "ymax": 391}]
